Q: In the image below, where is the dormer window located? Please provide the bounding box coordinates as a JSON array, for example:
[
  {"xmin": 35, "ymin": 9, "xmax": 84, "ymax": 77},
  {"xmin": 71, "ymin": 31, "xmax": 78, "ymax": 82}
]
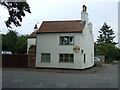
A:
[{"xmin": 59, "ymin": 36, "xmax": 74, "ymax": 45}]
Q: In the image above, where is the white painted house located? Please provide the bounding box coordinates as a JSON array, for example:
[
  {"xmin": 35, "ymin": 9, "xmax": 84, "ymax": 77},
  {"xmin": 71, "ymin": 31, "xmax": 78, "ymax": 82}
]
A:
[
  {"xmin": 27, "ymin": 25, "xmax": 38, "ymax": 53},
  {"xmin": 29, "ymin": 5, "xmax": 94, "ymax": 69}
]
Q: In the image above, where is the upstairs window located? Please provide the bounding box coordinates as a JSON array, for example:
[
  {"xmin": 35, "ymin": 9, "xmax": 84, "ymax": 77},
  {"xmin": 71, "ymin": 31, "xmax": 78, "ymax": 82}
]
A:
[{"xmin": 59, "ymin": 36, "xmax": 74, "ymax": 45}]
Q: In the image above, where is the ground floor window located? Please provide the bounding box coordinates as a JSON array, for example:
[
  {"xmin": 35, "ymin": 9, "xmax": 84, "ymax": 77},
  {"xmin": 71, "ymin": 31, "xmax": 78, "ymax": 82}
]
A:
[
  {"xmin": 59, "ymin": 54, "xmax": 74, "ymax": 63},
  {"xmin": 91, "ymin": 54, "xmax": 93, "ymax": 62},
  {"xmin": 84, "ymin": 54, "xmax": 86, "ymax": 63},
  {"xmin": 41, "ymin": 53, "xmax": 50, "ymax": 62}
]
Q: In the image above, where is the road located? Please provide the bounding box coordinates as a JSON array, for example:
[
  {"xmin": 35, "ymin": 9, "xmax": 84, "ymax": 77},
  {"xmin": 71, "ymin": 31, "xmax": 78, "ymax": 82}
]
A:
[{"xmin": 2, "ymin": 64, "xmax": 118, "ymax": 88}]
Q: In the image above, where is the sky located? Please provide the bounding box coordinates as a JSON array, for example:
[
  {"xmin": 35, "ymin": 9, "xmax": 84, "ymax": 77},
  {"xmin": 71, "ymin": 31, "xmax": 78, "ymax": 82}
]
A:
[
  {"xmin": 118, "ymin": 1, "xmax": 120, "ymax": 48},
  {"xmin": 0, "ymin": 0, "xmax": 119, "ymax": 43}
]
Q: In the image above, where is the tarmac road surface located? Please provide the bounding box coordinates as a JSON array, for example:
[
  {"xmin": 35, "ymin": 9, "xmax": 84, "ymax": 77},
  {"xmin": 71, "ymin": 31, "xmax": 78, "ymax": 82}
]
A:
[{"xmin": 2, "ymin": 64, "xmax": 118, "ymax": 88}]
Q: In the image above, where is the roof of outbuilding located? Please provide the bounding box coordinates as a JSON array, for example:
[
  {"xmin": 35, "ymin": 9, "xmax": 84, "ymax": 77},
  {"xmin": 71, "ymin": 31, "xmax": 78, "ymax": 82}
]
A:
[
  {"xmin": 37, "ymin": 20, "xmax": 85, "ymax": 34},
  {"xmin": 28, "ymin": 31, "xmax": 37, "ymax": 38}
]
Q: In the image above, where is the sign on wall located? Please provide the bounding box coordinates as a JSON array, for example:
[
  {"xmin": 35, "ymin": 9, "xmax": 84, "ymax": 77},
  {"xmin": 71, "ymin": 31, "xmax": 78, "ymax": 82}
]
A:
[{"xmin": 73, "ymin": 46, "xmax": 80, "ymax": 53}]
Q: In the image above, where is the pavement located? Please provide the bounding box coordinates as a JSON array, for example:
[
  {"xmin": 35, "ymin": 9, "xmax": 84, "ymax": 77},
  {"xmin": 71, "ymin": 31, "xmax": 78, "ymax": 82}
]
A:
[{"xmin": 2, "ymin": 63, "xmax": 112, "ymax": 74}]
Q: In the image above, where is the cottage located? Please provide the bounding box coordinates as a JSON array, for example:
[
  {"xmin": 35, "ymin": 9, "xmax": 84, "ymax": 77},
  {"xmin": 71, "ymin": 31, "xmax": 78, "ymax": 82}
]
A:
[{"xmin": 28, "ymin": 5, "xmax": 94, "ymax": 69}]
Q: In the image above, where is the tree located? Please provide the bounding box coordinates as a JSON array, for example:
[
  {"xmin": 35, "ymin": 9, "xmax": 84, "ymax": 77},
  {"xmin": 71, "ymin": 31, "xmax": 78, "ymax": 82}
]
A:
[
  {"xmin": 116, "ymin": 49, "xmax": 120, "ymax": 60},
  {"xmin": 102, "ymin": 44, "xmax": 118, "ymax": 60},
  {"xmin": 2, "ymin": 34, "xmax": 7, "ymax": 51},
  {"xmin": 96, "ymin": 23, "xmax": 116, "ymax": 44},
  {"xmin": 94, "ymin": 43, "xmax": 103, "ymax": 56},
  {"xmin": 95, "ymin": 23, "xmax": 119, "ymax": 63},
  {"xmin": 15, "ymin": 35, "xmax": 27, "ymax": 54},
  {"xmin": 2, "ymin": 30, "xmax": 18, "ymax": 53},
  {"xmin": 2, "ymin": 30, "xmax": 27, "ymax": 54},
  {"xmin": 94, "ymin": 43, "xmax": 119, "ymax": 63},
  {"xmin": 0, "ymin": 1, "xmax": 31, "ymax": 28}
]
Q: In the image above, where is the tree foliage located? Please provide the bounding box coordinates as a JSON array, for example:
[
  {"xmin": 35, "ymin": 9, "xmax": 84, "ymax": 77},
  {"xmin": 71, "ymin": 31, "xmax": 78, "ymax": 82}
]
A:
[
  {"xmin": 95, "ymin": 23, "xmax": 120, "ymax": 62},
  {"xmin": 0, "ymin": 1, "xmax": 31, "ymax": 28},
  {"xmin": 95, "ymin": 43, "xmax": 119, "ymax": 61},
  {"xmin": 2, "ymin": 30, "xmax": 27, "ymax": 54},
  {"xmin": 2, "ymin": 30, "xmax": 18, "ymax": 53},
  {"xmin": 96, "ymin": 23, "xmax": 116, "ymax": 44},
  {"xmin": 15, "ymin": 35, "xmax": 27, "ymax": 54}
]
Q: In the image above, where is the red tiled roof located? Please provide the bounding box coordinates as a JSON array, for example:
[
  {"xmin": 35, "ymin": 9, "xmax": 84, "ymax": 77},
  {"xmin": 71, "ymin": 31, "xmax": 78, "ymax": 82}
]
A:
[
  {"xmin": 28, "ymin": 31, "xmax": 37, "ymax": 38},
  {"xmin": 37, "ymin": 20, "xmax": 85, "ymax": 34}
]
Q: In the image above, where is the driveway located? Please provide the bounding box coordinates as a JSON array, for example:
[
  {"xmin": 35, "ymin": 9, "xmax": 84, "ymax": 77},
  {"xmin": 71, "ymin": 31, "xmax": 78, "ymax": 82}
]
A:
[{"xmin": 2, "ymin": 64, "xmax": 118, "ymax": 88}]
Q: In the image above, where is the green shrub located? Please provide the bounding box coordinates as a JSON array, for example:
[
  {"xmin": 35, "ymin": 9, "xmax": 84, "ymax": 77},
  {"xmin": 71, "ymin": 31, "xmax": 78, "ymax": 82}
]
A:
[{"xmin": 105, "ymin": 59, "xmax": 113, "ymax": 64}]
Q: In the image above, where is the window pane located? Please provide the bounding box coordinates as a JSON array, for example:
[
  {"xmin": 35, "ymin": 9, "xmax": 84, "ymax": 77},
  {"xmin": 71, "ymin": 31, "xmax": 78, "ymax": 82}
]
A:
[
  {"xmin": 64, "ymin": 54, "xmax": 69, "ymax": 62},
  {"xmin": 64, "ymin": 37, "xmax": 68, "ymax": 45},
  {"xmin": 70, "ymin": 54, "xmax": 74, "ymax": 62},
  {"xmin": 59, "ymin": 54, "xmax": 63, "ymax": 62},
  {"xmin": 46, "ymin": 54, "xmax": 50, "ymax": 62},
  {"xmin": 59, "ymin": 36, "xmax": 74, "ymax": 45},
  {"xmin": 41, "ymin": 53, "xmax": 50, "ymax": 62},
  {"xmin": 69, "ymin": 37, "xmax": 74, "ymax": 45},
  {"xmin": 41, "ymin": 53, "xmax": 45, "ymax": 62},
  {"xmin": 60, "ymin": 37, "xmax": 64, "ymax": 45},
  {"xmin": 84, "ymin": 54, "xmax": 86, "ymax": 63}
]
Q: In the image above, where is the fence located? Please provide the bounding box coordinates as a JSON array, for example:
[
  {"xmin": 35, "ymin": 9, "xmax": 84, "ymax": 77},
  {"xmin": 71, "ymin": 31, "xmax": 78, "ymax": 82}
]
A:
[{"xmin": 2, "ymin": 54, "xmax": 28, "ymax": 68}]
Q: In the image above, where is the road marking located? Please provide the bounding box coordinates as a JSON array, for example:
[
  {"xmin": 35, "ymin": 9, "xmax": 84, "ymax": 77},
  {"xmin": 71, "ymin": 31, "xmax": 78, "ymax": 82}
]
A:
[
  {"xmin": 24, "ymin": 82, "xmax": 28, "ymax": 84},
  {"xmin": 79, "ymin": 84, "xmax": 87, "ymax": 88},
  {"xmin": 56, "ymin": 82, "xmax": 69, "ymax": 87},
  {"xmin": 9, "ymin": 79, "xmax": 23, "ymax": 83}
]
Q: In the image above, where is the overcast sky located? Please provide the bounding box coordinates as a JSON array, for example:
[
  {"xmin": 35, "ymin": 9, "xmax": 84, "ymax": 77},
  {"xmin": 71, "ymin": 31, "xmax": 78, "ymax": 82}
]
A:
[{"xmin": 0, "ymin": 0, "xmax": 119, "ymax": 42}]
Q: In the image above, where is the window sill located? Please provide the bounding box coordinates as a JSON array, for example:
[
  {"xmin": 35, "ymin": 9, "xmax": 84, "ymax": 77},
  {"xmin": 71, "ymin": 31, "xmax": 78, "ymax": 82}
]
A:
[
  {"xmin": 59, "ymin": 44, "xmax": 74, "ymax": 46},
  {"xmin": 41, "ymin": 62, "xmax": 50, "ymax": 63},
  {"xmin": 59, "ymin": 62, "xmax": 74, "ymax": 63}
]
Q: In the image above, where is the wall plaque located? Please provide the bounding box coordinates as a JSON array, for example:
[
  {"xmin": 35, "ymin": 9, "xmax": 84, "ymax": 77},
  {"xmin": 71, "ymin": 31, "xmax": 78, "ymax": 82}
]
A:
[{"xmin": 73, "ymin": 46, "xmax": 80, "ymax": 53}]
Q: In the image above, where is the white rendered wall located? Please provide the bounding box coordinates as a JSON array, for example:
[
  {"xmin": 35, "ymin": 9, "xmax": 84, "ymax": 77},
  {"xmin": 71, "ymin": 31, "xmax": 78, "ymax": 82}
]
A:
[
  {"xmin": 36, "ymin": 31, "xmax": 94, "ymax": 69},
  {"xmin": 80, "ymin": 8, "xmax": 94, "ymax": 68},
  {"xmin": 81, "ymin": 23, "xmax": 94, "ymax": 69},
  {"xmin": 27, "ymin": 38, "xmax": 36, "ymax": 53}
]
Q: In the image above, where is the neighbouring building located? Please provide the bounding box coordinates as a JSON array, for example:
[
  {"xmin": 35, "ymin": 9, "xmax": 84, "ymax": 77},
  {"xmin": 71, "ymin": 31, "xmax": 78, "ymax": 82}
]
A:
[
  {"xmin": 27, "ymin": 25, "xmax": 38, "ymax": 68},
  {"xmin": 28, "ymin": 5, "xmax": 94, "ymax": 69},
  {"xmin": 27, "ymin": 25, "xmax": 38, "ymax": 53}
]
